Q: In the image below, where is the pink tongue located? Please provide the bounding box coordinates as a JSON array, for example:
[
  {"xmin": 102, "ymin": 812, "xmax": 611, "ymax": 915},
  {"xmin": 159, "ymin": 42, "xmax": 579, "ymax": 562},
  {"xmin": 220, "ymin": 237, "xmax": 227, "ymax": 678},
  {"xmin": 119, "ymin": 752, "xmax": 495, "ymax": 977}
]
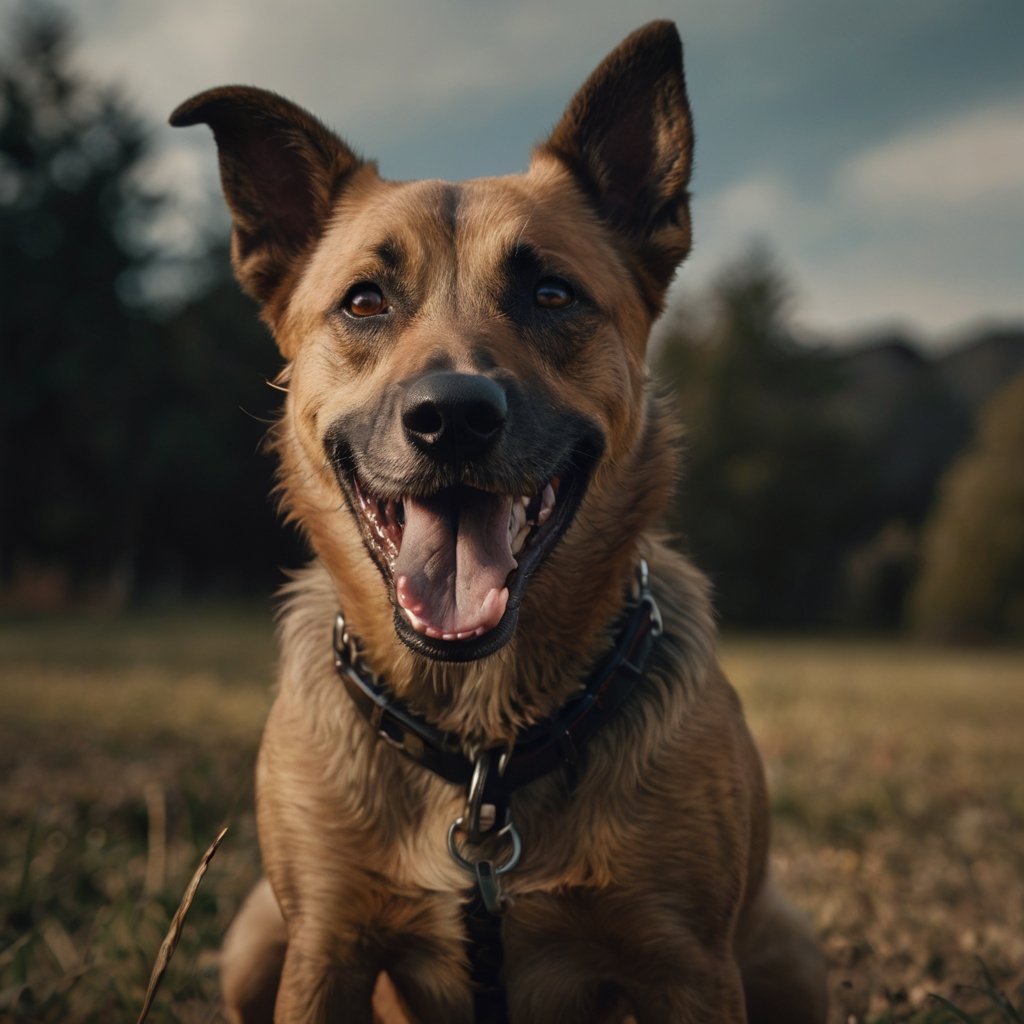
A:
[{"xmin": 394, "ymin": 490, "xmax": 516, "ymax": 636}]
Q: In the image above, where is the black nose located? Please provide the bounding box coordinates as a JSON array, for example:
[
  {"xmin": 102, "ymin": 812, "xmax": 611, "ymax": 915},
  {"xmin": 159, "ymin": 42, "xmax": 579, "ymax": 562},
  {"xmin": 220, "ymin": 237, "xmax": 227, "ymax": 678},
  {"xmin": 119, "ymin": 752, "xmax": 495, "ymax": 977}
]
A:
[{"xmin": 402, "ymin": 372, "xmax": 507, "ymax": 463}]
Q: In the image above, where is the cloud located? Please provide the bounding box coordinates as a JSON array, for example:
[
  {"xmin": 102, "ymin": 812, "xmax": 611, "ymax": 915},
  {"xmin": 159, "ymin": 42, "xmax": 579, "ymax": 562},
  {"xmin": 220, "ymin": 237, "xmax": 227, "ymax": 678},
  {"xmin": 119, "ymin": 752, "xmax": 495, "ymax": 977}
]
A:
[
  {"xmin": 70, "ymin": 0, "xmax": 716, "ymax": 140},
  {"xmin": 683, "ymin": 96, "xmax": 1024, "ymax": 336},
  {"xmin": 794, "ymin": 257, "xmax": 1024, "ymax": 339},
  {"xmin": 689, "ymin": 177, "xmax": 821, "ymax": 271},
  {"xmin": 29, "ymin": 0, "xmax": 1022, "ymax": 337},
  {"xmin": 838, "ymin": 97, "xmax": 1024, "ymax": 207}
]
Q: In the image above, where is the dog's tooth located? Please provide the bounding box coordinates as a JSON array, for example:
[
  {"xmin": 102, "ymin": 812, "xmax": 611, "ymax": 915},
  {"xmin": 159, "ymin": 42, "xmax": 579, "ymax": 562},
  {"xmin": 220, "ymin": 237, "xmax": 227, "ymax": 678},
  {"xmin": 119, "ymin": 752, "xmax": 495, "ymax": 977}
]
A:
[
  {"xmin": 511, "ymin": 522, "xmax": 531, "ymax": 556},
  {"xmin": 396, "ymin": 576, "xmax": 425, "ymax": 616},
  {"xmin": 537, "ymin": 482, "xmax": 556, "ymax": 524},
  {"xmin": 401, "ymin": 605, "xmax": 428, "ymax": 635},
  {"xmin": 479, "ymin": 586, "xmax": 509, "ymax": 629},
  {"xmin": 508, "ymin": 499, "xmax": 527, "ymax": 542}
]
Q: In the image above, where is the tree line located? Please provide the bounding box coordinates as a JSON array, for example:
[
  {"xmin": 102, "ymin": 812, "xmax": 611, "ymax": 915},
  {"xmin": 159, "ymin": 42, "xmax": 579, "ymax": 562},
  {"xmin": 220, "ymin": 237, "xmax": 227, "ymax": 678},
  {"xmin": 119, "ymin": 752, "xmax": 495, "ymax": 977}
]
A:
[
  {"xmin": 654, "ymin": 252, "xmax": 1024, "ymax": 639},
  {"xmin": 3, "ymin": 10, "xmax": 1022, "ymax": 638}
]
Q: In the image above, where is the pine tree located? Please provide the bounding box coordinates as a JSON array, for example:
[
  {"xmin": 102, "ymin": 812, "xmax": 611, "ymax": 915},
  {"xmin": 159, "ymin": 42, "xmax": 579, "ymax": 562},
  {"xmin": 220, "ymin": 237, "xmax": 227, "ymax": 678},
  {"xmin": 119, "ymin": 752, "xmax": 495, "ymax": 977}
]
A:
[
  {"xmin": 655, "ymin": 247, "xmax": 867, "ymax": 626},
  {"xmin": 0, "ymin": 7, "xmax": 161, "ymax": 600}
]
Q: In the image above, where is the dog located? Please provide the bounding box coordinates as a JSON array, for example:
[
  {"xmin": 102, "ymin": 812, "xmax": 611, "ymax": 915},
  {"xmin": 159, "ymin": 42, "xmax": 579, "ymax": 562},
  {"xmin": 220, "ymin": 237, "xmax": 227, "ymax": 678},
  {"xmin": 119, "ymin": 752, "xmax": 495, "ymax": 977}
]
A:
[{"xmin": 171, "ymin": 21, "xmax": 826, "ymax": 1023}]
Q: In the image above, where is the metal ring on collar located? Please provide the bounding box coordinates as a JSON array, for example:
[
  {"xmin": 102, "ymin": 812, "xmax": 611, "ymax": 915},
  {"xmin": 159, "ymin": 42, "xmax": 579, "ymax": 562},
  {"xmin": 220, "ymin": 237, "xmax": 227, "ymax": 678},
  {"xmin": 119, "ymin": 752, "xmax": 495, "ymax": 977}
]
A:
[
  {"xmin": 465, "ymin": 753, "xmax": 490, "ymax": 840},
  {"xmin": 447, "ymin": 817, "xmax": 522, "ymax": 876},
  {"xmin": 636, "ymin": 559, "xmax": 663, "ymax": 637}
]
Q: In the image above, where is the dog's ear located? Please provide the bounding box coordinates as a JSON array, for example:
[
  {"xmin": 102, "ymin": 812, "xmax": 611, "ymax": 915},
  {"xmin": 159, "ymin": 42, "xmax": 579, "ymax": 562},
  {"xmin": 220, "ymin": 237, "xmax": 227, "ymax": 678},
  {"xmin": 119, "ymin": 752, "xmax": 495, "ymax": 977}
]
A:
[
  {"xmin": 537, "ymin": 21, "xmax": 693, "ymax": 305},
  {"xmin": 170, "ymin": 86, "xmax": 364, "ymax": 313}
]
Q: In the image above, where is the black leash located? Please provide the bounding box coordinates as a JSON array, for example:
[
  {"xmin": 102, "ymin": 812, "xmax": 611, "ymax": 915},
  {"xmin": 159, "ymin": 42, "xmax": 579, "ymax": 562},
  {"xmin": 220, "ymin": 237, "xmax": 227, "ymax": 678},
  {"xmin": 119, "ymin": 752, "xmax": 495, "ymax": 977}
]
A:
[
  {"xmin": 463, "ymin": 885, "xmax": 513, "ymax": 1023},
  {"xmin": 333, "ymin": 560, "xmax": 662, "ymax": 1022}
]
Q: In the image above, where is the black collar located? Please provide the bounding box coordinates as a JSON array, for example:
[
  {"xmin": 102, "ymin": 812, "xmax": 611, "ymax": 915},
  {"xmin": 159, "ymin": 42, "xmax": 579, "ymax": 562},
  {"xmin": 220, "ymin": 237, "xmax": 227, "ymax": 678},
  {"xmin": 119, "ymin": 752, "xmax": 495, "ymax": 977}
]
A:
[{"xmin": 333, "ymin": 560, "xmax": 662, "ymax": 801}]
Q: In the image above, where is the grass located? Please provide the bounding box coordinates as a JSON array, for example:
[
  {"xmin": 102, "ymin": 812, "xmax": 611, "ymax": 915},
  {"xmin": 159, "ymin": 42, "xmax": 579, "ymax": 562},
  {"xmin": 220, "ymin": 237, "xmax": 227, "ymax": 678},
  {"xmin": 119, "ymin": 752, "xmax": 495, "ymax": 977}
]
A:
[
  {"xmin": 1, "ymin": 612, "xmax": 1022, "ymax": 1022},
  {"xmin": 723, "ymin": 637, "xmax": 1024, "ymax": 1022},
  {"xmin": 0, "ymin": 609, "xmax": 274, "ymax": 1024}
]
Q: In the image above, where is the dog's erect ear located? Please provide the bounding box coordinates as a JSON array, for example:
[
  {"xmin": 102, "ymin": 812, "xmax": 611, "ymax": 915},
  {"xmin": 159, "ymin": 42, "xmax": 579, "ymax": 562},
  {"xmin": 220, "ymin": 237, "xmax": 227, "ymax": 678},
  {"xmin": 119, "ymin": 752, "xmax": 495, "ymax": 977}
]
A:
[
  {"xmin": 170, "ymin": 86, "xmax": 363, "ymax": 310},
  {"xmin": 538, "ymin": 21, "xmax": 694, "ymax": 304}
]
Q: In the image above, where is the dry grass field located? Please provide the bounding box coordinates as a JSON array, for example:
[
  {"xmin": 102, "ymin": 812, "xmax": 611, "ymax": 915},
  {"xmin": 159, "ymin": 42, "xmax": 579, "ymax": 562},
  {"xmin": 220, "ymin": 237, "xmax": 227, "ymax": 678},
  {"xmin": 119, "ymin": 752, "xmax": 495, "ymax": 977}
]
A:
[{"xmin": 0, "ymin": 612, "xmax": 1021, "ymax": 1023}]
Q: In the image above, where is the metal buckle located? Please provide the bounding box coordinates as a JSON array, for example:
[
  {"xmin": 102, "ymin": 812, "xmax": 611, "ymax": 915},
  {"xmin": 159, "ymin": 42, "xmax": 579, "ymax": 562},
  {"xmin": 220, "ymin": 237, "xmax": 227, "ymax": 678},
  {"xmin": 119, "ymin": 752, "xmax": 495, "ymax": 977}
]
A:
[
  {"xmin": 447, "ymin": 816, "xmax": 522, "ymax": 914},
  {"xmin": 333, "ymin": 612, "xmax": 349, "ymax": 665},
  {"xmin": 450, "ymin": 751, "xmax": 520, "ymax": 914},
  {"xmin": 463, "ymin": 749, "xmax": 508, "ymax": 842},
  {"xmin": 647, "ymin": 594, "xmax": 664, "ymax": 638},
  {"xmin": 333, "ymin": 611, "xmax": 361, "ymax": 666},
  {"xmin": 636, "ymin": 559, "xmax": 663, "ymax": 637},
  {"xmin": 638, "ymin": 558, "xmax": 651, "ymax": 593}
]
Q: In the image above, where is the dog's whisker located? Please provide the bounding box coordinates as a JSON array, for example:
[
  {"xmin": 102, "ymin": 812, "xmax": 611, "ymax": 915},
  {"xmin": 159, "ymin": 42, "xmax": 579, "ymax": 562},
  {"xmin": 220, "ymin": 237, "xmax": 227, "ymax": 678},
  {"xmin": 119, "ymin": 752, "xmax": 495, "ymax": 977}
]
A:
[{"xmin": 239, "ymin": 405, "xmax": 277, "ymax": 426}]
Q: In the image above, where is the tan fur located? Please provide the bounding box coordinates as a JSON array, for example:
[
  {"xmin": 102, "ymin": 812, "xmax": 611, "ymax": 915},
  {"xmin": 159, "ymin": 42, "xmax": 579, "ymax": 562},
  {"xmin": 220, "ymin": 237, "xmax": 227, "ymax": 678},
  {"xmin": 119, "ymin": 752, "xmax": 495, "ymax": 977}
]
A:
[{"xmin": 172, "ymin": 21, "xmax": 826, "ymax": 1023}]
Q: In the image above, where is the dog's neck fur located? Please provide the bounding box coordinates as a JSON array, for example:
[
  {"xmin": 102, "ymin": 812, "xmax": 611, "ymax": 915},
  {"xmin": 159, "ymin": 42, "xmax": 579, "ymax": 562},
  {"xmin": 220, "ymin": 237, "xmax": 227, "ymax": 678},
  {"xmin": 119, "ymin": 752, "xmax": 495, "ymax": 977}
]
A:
[{"xmin": 275, "ymin": 386, "xmax": 686, "ymax": 746}]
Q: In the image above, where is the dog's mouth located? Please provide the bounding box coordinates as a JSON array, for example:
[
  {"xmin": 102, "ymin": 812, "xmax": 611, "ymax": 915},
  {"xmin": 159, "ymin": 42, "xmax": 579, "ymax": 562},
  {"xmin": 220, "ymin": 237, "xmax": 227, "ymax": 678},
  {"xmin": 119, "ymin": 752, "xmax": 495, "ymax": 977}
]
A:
[{"xmin": 349, "ymin": 464, "xmax": 591, "ymax": 661}]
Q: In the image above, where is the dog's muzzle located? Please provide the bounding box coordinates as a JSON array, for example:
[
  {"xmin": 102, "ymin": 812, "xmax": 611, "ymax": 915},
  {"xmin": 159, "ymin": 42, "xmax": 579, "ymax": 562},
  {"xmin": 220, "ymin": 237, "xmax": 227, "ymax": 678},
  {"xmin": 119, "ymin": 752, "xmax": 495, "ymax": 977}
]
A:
[{"xmin": 330, "ymin": 372, "xmax": 603, "ymax": 661}]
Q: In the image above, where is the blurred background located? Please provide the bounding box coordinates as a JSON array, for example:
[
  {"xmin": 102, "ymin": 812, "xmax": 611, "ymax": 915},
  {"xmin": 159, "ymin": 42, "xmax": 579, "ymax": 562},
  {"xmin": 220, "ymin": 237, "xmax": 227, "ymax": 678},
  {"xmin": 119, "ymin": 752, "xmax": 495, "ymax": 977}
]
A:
[
  {"xmin": 1, "ymin": 0, "xmax": 1023, "ymax": 635},
  {"xmin": 1, "ymin": 2, "xmax": 1022, "ymax": 1022}
]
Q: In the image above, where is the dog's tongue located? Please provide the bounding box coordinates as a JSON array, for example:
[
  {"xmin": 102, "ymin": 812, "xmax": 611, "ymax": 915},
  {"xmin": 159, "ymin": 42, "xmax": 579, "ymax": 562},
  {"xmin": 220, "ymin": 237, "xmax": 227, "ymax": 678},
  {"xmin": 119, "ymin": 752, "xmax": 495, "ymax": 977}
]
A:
[{"xmin": 395, "ymin": 490, "xmax": 516, "ymax": 639}]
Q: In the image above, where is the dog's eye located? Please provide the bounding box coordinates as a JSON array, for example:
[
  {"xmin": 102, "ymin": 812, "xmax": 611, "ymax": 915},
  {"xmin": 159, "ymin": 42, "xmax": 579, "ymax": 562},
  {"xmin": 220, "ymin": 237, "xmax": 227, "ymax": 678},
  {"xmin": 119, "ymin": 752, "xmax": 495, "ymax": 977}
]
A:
[
  {"xmin": 344, "ymin": 284, "xmax": 388, "ymax": 318},
  {"xmin": 534, "ymin": 277, "xmax": 575, "ymax": 309}
]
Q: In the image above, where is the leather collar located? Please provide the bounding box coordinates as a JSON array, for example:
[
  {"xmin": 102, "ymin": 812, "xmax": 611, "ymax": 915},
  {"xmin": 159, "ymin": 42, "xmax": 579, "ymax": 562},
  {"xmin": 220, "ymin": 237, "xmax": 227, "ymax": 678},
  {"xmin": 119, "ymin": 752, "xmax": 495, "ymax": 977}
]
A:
[{"xmin": 333, "ymin": 560, "xmax": 662, "ymax": 799}]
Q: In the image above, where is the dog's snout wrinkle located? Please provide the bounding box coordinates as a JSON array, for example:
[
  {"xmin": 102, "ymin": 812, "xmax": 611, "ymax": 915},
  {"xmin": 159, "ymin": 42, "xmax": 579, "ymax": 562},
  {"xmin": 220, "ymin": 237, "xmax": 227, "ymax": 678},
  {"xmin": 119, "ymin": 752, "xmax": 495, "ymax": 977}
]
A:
[{"xmin": 401, "ymin": 372, "xmax": 507, "ymax": 464}]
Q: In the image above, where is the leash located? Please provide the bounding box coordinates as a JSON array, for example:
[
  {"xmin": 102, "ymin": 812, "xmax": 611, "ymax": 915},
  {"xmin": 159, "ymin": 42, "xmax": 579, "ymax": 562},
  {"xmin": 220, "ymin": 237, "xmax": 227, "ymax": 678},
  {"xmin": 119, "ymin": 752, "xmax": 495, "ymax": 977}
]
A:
[{"xmin": 333, "ymin": 560, "xmax": 662, "ymax": 1022}]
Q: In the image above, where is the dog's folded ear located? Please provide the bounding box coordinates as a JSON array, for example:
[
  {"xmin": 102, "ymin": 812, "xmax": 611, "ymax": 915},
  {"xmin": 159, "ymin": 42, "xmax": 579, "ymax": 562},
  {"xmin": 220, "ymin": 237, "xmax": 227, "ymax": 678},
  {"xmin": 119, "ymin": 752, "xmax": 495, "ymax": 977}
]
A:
[
  {"xmin": 170, "ymin": 87, "xmax": 364, "ymax": 313},
  {"xmin": 537, "ymin": 21, "xmax": 694, "ymax": 305}
]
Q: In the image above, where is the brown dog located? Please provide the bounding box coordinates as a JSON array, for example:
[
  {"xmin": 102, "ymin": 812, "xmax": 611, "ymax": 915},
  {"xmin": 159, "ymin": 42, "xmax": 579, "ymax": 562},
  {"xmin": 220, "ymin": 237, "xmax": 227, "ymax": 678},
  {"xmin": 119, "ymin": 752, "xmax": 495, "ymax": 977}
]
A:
[{"xmin": 171, "ymin": 21, "xmax": 826, "ymax": 1024}]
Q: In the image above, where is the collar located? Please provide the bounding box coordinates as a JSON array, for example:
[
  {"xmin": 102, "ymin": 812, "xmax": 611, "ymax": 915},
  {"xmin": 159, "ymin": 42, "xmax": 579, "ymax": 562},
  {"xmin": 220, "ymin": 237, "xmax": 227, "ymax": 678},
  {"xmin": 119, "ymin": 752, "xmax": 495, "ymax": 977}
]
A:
[{"xmin": 332, "ymin": 559, "xmax": 662, "ymax": 802}]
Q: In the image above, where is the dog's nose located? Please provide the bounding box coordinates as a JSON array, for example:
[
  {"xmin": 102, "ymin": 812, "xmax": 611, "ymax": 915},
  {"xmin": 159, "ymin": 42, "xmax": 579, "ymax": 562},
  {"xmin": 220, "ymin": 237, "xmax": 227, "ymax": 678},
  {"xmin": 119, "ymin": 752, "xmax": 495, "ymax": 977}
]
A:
[{"xmin": 402, "ymin": 372, "xmax": 507, "ymax": 462}]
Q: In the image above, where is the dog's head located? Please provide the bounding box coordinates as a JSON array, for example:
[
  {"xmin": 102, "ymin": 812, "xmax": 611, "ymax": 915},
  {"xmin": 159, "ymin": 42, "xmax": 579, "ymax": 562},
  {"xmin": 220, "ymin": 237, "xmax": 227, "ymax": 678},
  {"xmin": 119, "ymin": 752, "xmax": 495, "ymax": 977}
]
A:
[{"xmin": 171, "ymin": 21, "xmax": 692, "ymax": 667}]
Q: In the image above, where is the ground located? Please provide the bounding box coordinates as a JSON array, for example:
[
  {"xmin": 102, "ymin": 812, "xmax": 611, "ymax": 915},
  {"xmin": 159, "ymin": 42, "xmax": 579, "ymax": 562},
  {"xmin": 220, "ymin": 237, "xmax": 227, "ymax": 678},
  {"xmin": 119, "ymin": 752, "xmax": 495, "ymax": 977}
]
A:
[{"xmin": 0, "ymin": 611, "xmax": 1021, "ymax": 1023}]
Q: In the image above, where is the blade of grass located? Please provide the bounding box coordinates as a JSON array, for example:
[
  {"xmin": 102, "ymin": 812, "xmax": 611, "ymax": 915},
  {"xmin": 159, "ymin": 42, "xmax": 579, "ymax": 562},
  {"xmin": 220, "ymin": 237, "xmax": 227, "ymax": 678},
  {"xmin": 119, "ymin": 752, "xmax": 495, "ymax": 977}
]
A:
[
  {"xmin": 975, "ymin": 957, "xmax": 1024, "ymax": 1023},
  {"xmin": 136, "ymin": 827, "xmax": 227, "ymax": 1024},
  {"xmin": 928, "ymin": 993, "xmax": 981, "ymax": 1023}
]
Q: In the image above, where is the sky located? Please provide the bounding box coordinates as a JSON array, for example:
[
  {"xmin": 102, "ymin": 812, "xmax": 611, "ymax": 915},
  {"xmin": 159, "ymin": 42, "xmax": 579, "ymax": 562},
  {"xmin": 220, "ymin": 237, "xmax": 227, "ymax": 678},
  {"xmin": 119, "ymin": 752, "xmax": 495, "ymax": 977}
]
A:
[{"xmin": 11, "ymin": 0, "xmax": 1024, "ymax": 342}]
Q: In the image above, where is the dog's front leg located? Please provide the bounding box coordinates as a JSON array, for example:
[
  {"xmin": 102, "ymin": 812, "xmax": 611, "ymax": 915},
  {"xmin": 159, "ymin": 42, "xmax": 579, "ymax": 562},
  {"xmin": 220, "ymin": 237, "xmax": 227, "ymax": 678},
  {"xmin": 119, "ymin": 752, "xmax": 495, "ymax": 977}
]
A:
[
  {"xmin": 507, "ymin": 944, "xmax": 748, "ymax": 1024},
  {"xmin": 255, "ymin": 702, "xmax": 387, "ymax": 1024},
  {"xmin": 507, "ymin": 965, "xmax": 748, "ymax": 1024},
  {"xmin": 274, "ymin": 938, "xmax": 377, "ymax": 1024},
  {"xmin": 627, "ymin": 968, "xmax": 749, "ymax": 1024}
]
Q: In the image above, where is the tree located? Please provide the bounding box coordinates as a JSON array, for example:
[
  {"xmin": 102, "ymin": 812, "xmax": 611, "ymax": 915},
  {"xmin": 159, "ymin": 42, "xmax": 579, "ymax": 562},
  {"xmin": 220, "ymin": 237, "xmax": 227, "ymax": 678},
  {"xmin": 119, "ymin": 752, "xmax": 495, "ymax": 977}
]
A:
[
  {"xmin": 137, "ymin": 252, "xmax": 302, "ymax": 596},
  {"xmin": 0, "ymin": 7, "xmax": 161, "ymax": 600},
  {"xmin": 908, "ymin": 372, "xmax": 1024, "ymax": 640},
  {"xmin": 0, "ymin": 10, "xmax": 296, "ymax": 605},
  {"xmin": 655, "ymin": 247, "xmax": 869, "ymax": 626}
]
